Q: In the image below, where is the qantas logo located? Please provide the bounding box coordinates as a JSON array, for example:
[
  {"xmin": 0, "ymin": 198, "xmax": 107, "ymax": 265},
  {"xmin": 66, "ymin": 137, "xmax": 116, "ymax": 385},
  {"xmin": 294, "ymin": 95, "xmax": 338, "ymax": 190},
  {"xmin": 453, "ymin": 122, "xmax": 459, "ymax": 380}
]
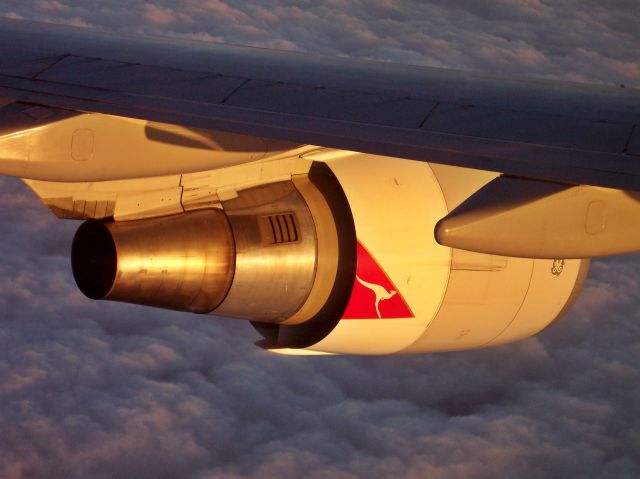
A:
[
  {"xmin": 355, "ymin": 275, "xmax": 397, "ymax": 318},
  {"xmin": 342, "ymin": 241, "xmax": 414, "ymax": 320}
]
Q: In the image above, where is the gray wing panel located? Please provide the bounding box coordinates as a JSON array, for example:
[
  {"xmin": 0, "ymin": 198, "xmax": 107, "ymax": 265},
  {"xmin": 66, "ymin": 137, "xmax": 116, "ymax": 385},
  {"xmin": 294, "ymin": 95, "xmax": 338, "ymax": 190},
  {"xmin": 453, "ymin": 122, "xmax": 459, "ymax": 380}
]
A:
[
  {"xmin": 224, "ymin": 80, "xmax": 437, "ymax": 128},
  {"xmin": 628, "ymin": 127, "xmax": 640, "ymax": 156},
  {"xmin": 1, "ymin": 18, "xmax": 639, "ymax": 190},
  {"xmin": 423, "ymin": 104, "xmax": 633, "ymax": 154}
]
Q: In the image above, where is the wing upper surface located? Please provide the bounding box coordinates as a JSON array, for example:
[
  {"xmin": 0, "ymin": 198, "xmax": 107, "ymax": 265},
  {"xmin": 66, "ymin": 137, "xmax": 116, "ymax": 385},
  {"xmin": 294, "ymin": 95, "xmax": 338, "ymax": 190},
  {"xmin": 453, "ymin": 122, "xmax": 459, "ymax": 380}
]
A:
[{"xmin": 1, "ymin": 18, "xmax": 639, "ymax": 189}]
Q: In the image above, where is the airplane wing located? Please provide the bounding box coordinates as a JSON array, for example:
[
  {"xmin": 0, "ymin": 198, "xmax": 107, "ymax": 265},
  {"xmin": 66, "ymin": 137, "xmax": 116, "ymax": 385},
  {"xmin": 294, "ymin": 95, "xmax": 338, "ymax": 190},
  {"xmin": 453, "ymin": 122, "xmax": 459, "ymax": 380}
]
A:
[{"xmin": 0, "ymin": 17, "xmax": 639, "ymax": 190}]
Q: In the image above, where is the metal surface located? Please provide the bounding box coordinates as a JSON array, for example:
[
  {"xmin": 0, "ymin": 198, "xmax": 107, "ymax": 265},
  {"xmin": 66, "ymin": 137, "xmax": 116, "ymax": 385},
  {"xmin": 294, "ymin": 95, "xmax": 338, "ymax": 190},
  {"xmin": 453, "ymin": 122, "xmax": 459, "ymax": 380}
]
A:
[
  {"xmin": 283, "ymin": 156, "xmax": 590, "ymax": 355},
  {"xmin": 72, "ymin": 209, "xmax": 235, "ymax": 313},
  {"xmin": 253, "ymin": 162, "xmax": 358, "ymax": 348},
  {"xmin": 0, "ymin": 18, "xmax": 639, "ymax": 190},
  {"xmin": 0, "ymin": 105, "xmax": 298, "ymax": 182},
  {"xmin": 435, "ymin": 175, "xmax": 640, "ymax": 258},
  {"xmin": 69, "ymin": 174, "xmax": 347, "ymax": 326},
  {"xmin": 214, "ymin": 181, "xmax": 318, "ymax": 323}
]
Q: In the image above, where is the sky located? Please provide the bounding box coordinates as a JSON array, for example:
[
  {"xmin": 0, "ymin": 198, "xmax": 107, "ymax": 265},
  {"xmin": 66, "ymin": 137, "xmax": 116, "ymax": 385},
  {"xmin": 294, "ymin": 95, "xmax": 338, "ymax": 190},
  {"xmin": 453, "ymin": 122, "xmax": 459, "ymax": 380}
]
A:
[{"xmin": 1, "ymin": 1, "xmax": 640, "ymax": 478}]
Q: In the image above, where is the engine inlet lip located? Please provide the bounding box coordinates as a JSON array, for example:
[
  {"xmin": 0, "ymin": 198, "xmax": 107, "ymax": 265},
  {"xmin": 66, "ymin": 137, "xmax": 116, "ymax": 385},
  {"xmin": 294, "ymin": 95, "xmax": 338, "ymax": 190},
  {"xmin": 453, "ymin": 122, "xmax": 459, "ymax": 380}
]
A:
[{"xmin": 71, "ymin": 220, "xmax": 117, "ymax": 300}]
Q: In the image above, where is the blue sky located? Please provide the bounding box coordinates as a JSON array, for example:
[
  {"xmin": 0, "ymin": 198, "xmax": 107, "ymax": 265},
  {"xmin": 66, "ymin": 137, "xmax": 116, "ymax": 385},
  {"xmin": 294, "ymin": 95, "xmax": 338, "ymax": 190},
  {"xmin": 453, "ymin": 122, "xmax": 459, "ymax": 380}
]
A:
[{"xmin": 1, "ymin": 2, "xmax": 639, "ymax": 478}]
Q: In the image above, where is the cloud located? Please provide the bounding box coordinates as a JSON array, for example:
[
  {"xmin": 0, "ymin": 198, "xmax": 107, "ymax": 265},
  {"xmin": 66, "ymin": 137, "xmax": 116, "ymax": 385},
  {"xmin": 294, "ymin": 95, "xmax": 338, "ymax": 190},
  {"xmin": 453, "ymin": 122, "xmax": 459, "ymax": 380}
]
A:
[
  {"xmin": 1, "ymin": 0, "xmax": 639, "ymax": 84},
  {"xmin": 141, "ymin": 3, "xmax": 176, "ymax": 26},
  {"xmin": 0, "ymin": 2, "xmax": 639, "ymax": 479}
]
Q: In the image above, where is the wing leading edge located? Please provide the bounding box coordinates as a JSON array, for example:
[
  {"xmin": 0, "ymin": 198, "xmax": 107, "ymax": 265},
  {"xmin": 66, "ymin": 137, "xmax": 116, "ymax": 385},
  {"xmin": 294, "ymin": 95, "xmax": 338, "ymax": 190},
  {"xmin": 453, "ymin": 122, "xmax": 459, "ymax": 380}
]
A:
[{"xmin": 0, "ymin": 18, "xmax": 639, "ymax": 190}]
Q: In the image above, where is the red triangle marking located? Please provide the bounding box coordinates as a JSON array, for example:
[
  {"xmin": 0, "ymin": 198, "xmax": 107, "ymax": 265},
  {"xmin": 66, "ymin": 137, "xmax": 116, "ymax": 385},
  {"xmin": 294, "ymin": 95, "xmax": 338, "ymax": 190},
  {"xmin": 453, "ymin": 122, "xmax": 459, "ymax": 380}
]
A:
[{"xmin": 341, "ymin": 240, "xmax": 414, "ymax": 320}]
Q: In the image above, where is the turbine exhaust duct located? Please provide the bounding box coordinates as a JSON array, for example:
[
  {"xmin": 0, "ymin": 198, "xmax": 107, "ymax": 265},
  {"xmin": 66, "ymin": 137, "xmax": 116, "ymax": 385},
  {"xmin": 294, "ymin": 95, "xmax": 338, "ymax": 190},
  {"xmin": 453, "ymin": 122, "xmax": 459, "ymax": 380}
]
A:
[{"xmin": 71, "ymin": 209, "xmax": 235, "ymax": 313}]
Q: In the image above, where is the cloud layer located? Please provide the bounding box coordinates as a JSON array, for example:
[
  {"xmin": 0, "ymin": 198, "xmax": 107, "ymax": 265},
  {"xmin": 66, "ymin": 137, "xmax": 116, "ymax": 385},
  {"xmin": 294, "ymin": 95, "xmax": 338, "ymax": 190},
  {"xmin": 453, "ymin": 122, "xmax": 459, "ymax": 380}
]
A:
[
  {"xmin": 1, "ymin": 0, "xmax": 639, "ymax": 85},
  {"xmin": 1, "ymin": 2, "xmax": 640, "ymax": 478}
]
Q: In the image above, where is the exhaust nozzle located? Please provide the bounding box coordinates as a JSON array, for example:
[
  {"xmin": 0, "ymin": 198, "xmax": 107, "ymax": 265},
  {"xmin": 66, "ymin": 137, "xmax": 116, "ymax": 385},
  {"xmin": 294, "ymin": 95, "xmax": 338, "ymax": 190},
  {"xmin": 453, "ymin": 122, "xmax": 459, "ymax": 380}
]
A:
[{"xmin": 71, "ymin": 210, "xmax": 235, "ymax": 313}]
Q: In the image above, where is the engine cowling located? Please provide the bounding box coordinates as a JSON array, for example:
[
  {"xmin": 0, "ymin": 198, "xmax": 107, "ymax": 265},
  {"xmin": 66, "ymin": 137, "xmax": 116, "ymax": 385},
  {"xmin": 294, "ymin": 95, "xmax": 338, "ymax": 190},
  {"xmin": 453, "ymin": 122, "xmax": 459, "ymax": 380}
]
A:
[{"xmin": 71, "ymin": 152, "xmax": 589, "ymax": 355}]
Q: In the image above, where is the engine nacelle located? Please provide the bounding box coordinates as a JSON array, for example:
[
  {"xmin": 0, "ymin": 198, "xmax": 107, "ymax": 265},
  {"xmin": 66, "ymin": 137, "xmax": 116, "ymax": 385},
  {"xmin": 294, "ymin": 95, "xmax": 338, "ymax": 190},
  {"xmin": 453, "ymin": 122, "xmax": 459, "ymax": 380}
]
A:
[{"xmin": 71, "ymin": 153, "xmax": 589, "ymax": 355}]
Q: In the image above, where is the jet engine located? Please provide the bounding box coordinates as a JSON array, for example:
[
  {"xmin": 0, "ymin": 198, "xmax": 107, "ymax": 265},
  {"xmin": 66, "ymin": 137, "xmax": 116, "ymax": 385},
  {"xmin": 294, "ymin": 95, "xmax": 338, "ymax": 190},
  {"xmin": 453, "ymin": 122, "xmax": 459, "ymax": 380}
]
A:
[{"xmin": 71, "ymin": 153, "xmax": 589, "ymax": 355}]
